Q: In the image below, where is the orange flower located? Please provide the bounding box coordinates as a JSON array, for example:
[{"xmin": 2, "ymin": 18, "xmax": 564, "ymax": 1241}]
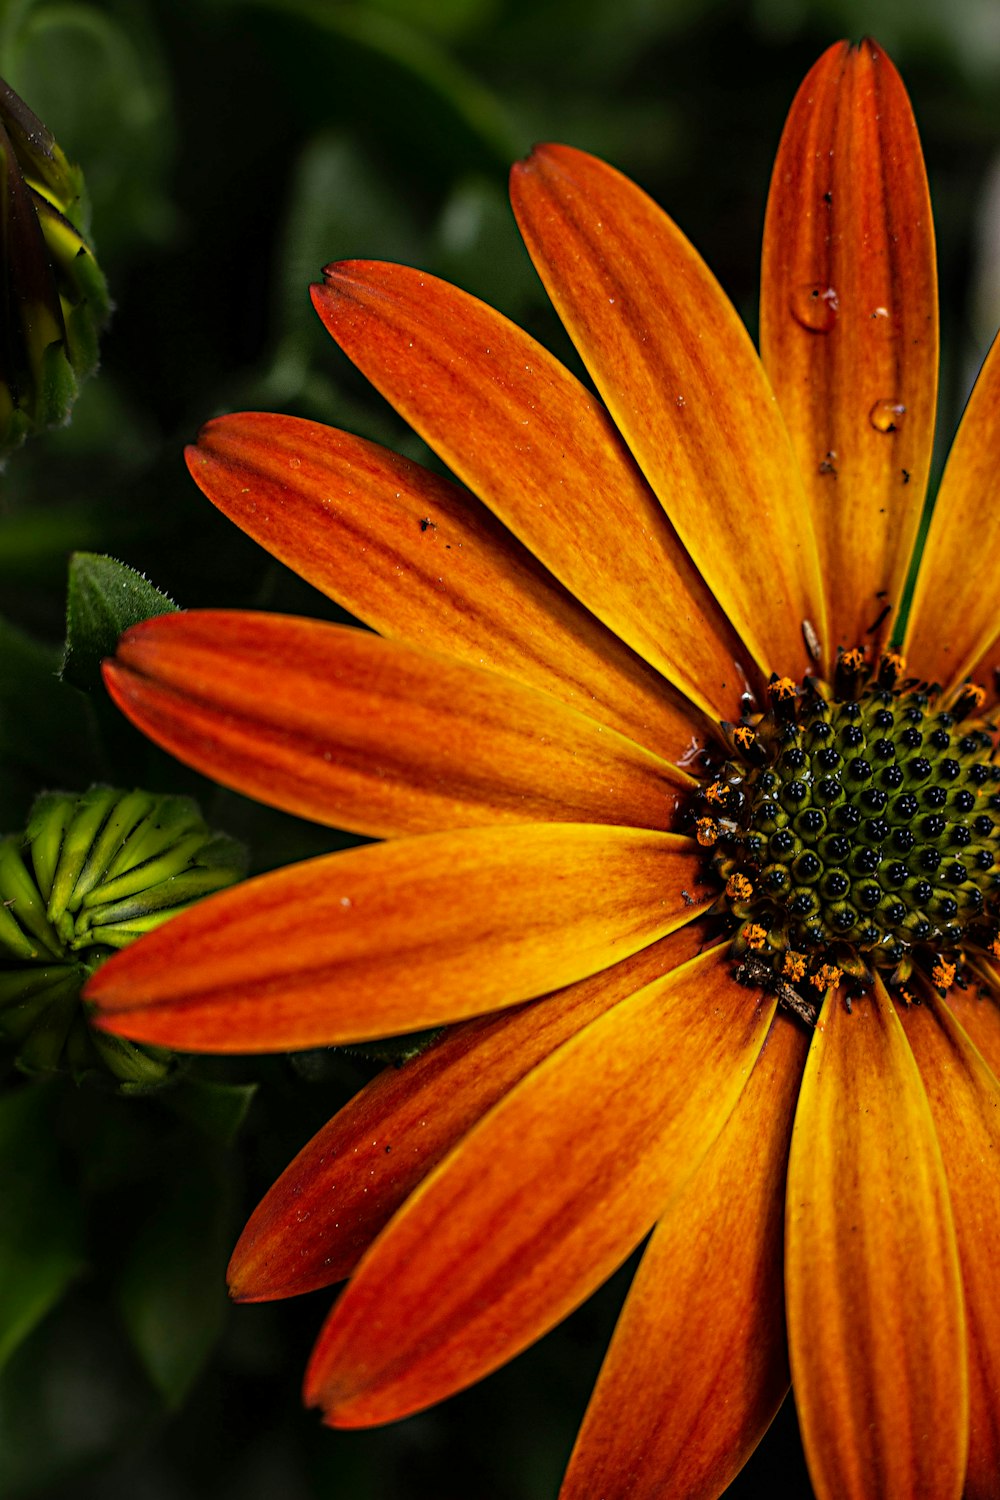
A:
[{"xmin": 85, "ymin": 40, "xmax": 1000, "ymax": 1498}]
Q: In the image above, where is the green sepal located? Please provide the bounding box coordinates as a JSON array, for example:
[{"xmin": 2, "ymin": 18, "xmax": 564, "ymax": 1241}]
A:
[
  {"xmin": 15, "ymin": 983, "xmax": 80, "ymax": 1074},
  {"xmin": 62, "ymin": 552, "xmax": 177, "ymax": 692},
  {"xmin": 0, "ymin": 971, "xmax": 79, "ymax": 1043},
  {"xmin": 45, "ymin": 785, "xmax": 120, "ymax": 929},
  {"xmin": 87, "ymin": 1029, "xmax": 173, "ymax": 1093},
  {"xmin": 0, "ymin": 965, "xmax": 78, "ymax": 1009},
  {"xmin": 2, "ymin": 787, "xmax": 246, "ymax": 1089},
  {"xmin": 0, "ymin": 837, "xmax": 62, "ymax": 958},
  {"xmin": 27, "ymin": 794, "xmax": 74, "ymax": 904}
]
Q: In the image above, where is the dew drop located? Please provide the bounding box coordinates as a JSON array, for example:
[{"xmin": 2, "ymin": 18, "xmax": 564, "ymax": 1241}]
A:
[
  {"xmin": 790, "ymin": 284, "xmax": 839, "ymax": 332},
  {"xmin": 869, "ymin": 400, "xmax": 906, "ymax": 433}
]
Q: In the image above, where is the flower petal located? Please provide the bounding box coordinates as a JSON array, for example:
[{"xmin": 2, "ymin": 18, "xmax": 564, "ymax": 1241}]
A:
[
  {"xmin": 186, "ymin": 413, "xmax": 705, "ymax": 759},
  {"xmin": 311, "ymin": 263, "xmax": 757, "ymax": 721},
  {"xmin": 305, "ymin": 946, "xmax": 776, "ymax": 1426},
  {"xmin": 905, "ymin": 332, "xmax": 1000, "ymax": 689},
  {"xmin": 229, "ymin": 924, "xmax": 712, "ymax": 1300},
  {"xmin": 86, "ymin": 824, "xmax": 709, "ymax": 1051},
  {"xmin": 761, "ymin": 40, "xmax": 938, "ymax": 658},
  {"xmin": 510, "ymin": 143, "xmax": 826, "ymax": 679},
  {"xmin": 785, "ymin": 978, "xmax": 967, "ymax": 1500},
  {"xmin": 897, "ymin": 992, "xmax": 1000, "ymax": 1500},
  {"xmin": 944, "ymin": 970, "xmax": 1000, "ymax": 1082},
  {"xmin": 105, "ymin": 611, "xmax": 690, "ymax": 839},
  {"xmin": 561, "ymin": 1013, "xmax": 808, "ymax": 1500}
]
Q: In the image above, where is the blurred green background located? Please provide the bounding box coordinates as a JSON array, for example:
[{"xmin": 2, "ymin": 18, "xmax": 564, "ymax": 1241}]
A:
[{"xmin": 2, "ymin": 0, "xmax": 999, "ymax": 1494}]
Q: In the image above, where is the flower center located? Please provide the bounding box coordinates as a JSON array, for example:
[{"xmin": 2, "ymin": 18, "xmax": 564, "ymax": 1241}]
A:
[{"xmin": 694, "ymin": 654, "xmax": 1000, "ymax": 1009}]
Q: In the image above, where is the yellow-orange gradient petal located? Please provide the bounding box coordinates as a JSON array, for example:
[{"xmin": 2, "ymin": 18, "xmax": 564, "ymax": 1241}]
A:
[
  {"xmin": 898, "ymin": 993, "xmax": 1000, "ymax": 1500},
  {"xmin": 229, "ymin": 924, "xmax": 711, "ymax": 1300},
  {"xmin": 305, "ymin": 946, "xmax": 776, "ymax": 1426},
  {"xmin": 186, "ymin": 414, "xmax": 706, "ymax": 760},
  {"xmin": 311, "ymin": 264, "xmax": 758, "ymax": 722},
  {"xmin": 946, "ymin": 969, "xmax": 1000, "ymax": 1082},
  {"xmin": 906, "ymin": 331, "xmax": 1000, "ymax": 690},
  {"xmin": 105, "ymin": 611, "xmax": 690, "ymax": 839},
  {"xmin": 761, "ymin": 40, "xmax": 938, "ymax": 659},
  {"xmin": 562, "ymin": 1013, "xmax": 808, "ymax": 1500},
  {"xmin": 510, "ymin": 144, "xmax": 826, "ymax": 680},
  {"xmin": 86, "ymin": 824, "xmax": 710, "ymax": 1051},
  {"xmin": 786, "ymin": 979, "xmax": 967, "ymax": 1500}
]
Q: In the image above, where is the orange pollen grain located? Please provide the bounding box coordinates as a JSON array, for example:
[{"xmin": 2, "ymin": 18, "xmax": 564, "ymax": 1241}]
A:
[
  {"xmin": 696, "ymin": 817, "xmax": 720, "ymax": 847},
  {"xmin": 733, "ymin": 725, "xmax": 756, "ymax": 750},
  {"xmin": 880, "ymin": 649, "xmax": 906, "ymax": 677},
  {"xmin": 810, "ymin": 964, "xmax": 842, "ymax": 992},
  {"xmin": 743, "ymin": 923, "xmax": 767, "ymax": 951},
  {"xmin": 840, "ymin": 648, "xmax": 865, "ymax": 673},
  {"xmin": 726, "ymin": 873, "xmax": 754, "ymax": 901},
  {"xmin": 705, "ymin": 781, "xmax": 729, "ymax": 805},
  {"xmin": 768, "ymin": 676, "xmax": 798, "ymax": 703},
  {"xmin": 991, "ymin": 937, "xmax": 1000, "ymax": 961},
  {"xmin": 782, "ymin": 951, "xmax": 807, "ymax": 982},
  {"xmin": 932, "ymin": 959, "xmax": 956, "ymax": 991}
]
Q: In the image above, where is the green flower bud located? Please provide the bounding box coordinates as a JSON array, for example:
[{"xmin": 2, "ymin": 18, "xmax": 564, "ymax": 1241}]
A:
[
  {"xmin": 0, "ymin": 787, "xmax": 247, "ymax": 1090},
  {"xmin": 0, "ymin": 75, "xmax": 111, "ymax": 459}
]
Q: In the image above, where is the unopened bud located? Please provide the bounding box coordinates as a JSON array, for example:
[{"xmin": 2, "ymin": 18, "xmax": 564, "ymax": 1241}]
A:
[
  {"xmin": 0, "ymin": 76, "xmax": 111, "ymax": 458},
  {"xmin": 0, "ymin": 787, "xmax": 246, "ymax": 1089}
]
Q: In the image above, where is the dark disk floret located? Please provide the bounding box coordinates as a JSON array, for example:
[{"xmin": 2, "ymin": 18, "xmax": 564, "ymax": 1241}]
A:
[{"xmin": 695, "ymin": 654, "xmax": 1000, "ymax": 1009}]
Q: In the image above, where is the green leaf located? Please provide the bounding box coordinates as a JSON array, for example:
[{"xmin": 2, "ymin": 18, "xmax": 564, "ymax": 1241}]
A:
[
  {"xmin": 0, "ymin": 1084, "xmax": 85, "ymax": 1369},
  {"xmin": 62, "ymin": 552, "xmax": 177, "ymax": 692},
  {"xmin": 117, "ymin": 1154, "xmax": 232, "ymax": 1408}
]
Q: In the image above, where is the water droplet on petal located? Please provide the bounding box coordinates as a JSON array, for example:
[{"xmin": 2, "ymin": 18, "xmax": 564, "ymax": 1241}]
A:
[
  {"xmin": 790, "ymin": 284, "xmax": 839, "ymax": 332},
  {"xmin": 869, "ymin": 400, "xmax": 906, "ymax": 433}
]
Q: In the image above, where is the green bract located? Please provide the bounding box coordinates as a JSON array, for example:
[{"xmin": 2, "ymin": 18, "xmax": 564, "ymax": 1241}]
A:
[
  {"xmin": 0, "ymin": 787, "xmax": 246, "ymax": 1089},
  {"xmin": 0, "ymin": 75, "xmax": 111, "ymax": 459}
]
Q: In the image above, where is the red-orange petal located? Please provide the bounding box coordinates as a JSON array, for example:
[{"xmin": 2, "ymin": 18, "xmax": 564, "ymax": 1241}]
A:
[
  {"xmin": 897, "ymin": 992, "xmax": 1000, "ymax": 1500},
  {"xmin": 561, "ymin": 1013, "xmax": 808, "ymax": 1500},
  {"xmin": 761, "ymin": 40, "xmax": 938, "ymax": 659},
  {"xmin": 186, "ymin": 413, "xmax": 706, "ymax": 760},
  {"xmin": 229, "ymin": 924, "xmax": 712, "ymax": 1300},
  {"xmin": 105, "ymin": 611, "xmax": 690, "ymax": 839},
  {"xmin": 785, "ymin": 978, "xmax": 967, "ymax": 1500},
  {"xmin": 305, "ymin": 946, "xmax": 776, "ymax": 1426},
  {"xmin": 86, "ymin": 824, "xmax": 709, "ymax": 1051},
  {"xmin": 905, "ymin": 332, "xmax": 1000, "ymax": 689},
  {"xmin": 510, "ymin": 143, "xmax": 826, "ymax": 679},
  {"xmin": 311, "ymin": 263, "xmax": 758, "ymax": 722}
]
